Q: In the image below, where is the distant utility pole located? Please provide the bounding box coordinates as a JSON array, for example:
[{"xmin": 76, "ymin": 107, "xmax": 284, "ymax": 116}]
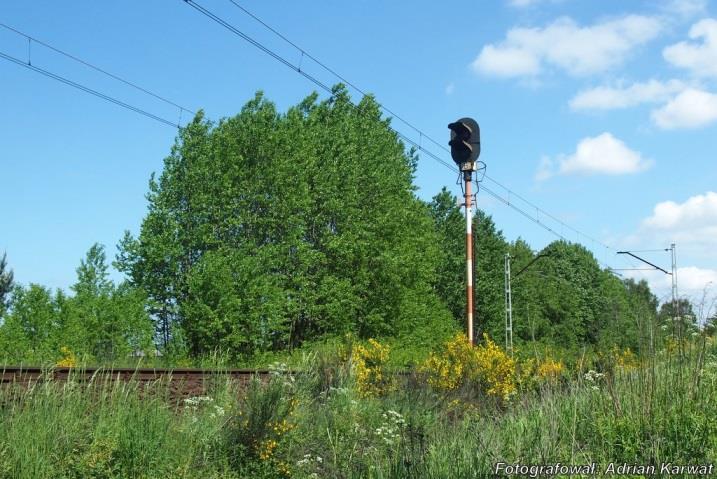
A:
[
  {"xmin": 504, "ymin": 254, "xmax": 513, "ymax": 355},
  {"xmin": 504, "ymin": 252, "xmax": 550, "ymax": 355},
  {"xmin": 448, "ymin": 118, "xmax": 481, "ymax": 345},
  {"xmin": 670, "ymin": 243, "xmax": 683, "ymax": 346},
  {"xmin": 670, "ymin": 243, "xmax": 679, "ymax": 320}
]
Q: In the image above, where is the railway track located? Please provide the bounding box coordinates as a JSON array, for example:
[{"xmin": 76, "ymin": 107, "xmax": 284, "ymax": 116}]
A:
[
  {"xmin": 0, "ymin": 366, "xmax": 279, "ymax": 400},
  {"xmin": 1, "ymin": 366, "xmax": 417, "ymax": 402}
]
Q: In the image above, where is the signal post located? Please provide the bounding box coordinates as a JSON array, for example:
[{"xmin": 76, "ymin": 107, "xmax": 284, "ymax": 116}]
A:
[{"xmin": 448, "ymin": 118, "xmax": 481, "ymax": 345}]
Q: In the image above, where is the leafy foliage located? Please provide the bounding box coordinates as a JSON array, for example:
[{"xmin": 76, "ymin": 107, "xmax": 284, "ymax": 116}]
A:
[
  {"xmin": 0, "ymin": 252, "xmax": 13, "ymax": 316},
  {"xmin": 352, "ymin": 338, "xmax": 393, "ymax": 398},
  {"xmin": 0, "ymin": 244, "xmax": 153, "ymax": 363},
  {"xmin": 118, "ymin": 86, "xmax": 452, "ymax": 359},
  {"xmin": 428, "ymin": 187, "xmax": 660, "ymax": 357},
  {"xmin": 421, "ymin": 333, "xmax": 517, "ymax": 402}
]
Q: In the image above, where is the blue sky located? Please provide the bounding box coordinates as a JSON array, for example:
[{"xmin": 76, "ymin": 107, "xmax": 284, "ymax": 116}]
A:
[{"xmin": 1, "ymin": 0, "xmax": 715, "ymax": 312}]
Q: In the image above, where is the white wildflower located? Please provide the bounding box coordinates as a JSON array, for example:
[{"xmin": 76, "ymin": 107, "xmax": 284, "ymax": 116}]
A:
[{"xmin": 583, "ymin": 370, "xmax": 605, "ymax": 383}]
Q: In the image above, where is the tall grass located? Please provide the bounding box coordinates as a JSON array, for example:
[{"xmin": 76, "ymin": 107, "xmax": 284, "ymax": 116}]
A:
[
  {"xmin": 0, "ymin": 369, "xmax": 240, "ymax": 479},
  {"xmin": 0, "ymin": 338, "xmax": 715, "ymax": 478}
]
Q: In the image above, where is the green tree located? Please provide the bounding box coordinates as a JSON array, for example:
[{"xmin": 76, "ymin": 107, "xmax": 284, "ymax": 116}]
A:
[
  {"xmin": 0, "ymin": 284, "xmax": 57, "ymax": 361},
  {"xmin": 505, "ymin": 241, "xmax": 606, "ymax": 352},
  {"xmin": 429, "ymin": 188, "xmax": 466, "ymax": 325},
  {"xmin": 622, "ymin": 278, "xmax": 659, "ymax": 352},
  {"xmin": 0, "ymin": 252, "xmax": 13, "ymax": 316},
  {"xmin": 118, "ymin": 86, "xmax": 451, "ymax": 359},
  {"xmin": 427, "ymin": 188, "xmax": 510, "ymax": 343},
  {"xmin": 473, "ymin": 210, "xmax": 509, "ymax": 342},
  {"xmin": 68, "ymin": 243, "xmax": 153, "ymax": 361},
  {"xmin": 508, "ymin": 239, "xmax": 545, "ymax": 345},
  {"xmin": 705, "ymin": 313, "xmax": 717, "ymax": 336},
  {"xmin": 658, "ymin": 298, "xmax": 697, "ymax": 339}
]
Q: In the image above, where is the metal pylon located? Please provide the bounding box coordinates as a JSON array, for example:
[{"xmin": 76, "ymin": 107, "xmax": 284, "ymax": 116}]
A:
[{"xmin": 504, "ymin": 253, "xmax": 513, "ymax": 355}]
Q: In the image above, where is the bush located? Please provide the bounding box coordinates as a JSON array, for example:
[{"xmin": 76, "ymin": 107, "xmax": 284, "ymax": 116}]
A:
[
  {"xmin": 352, "ymin": 339, "xmax": 393, "ymax": 398},
  {"xmin": 224, "ymin": 376, "xmax": 296, "ymax": 478},
  {"xmin": 420, "ymin": 333, "xmax": 517, "ymax": 402}
]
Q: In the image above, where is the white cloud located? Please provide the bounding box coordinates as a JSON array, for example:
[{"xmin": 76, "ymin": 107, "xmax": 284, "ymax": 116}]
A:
[
  {"xmin": 677, "ymin": 266, "xmax": 717, "ymax": 291},
  {"xmin": 643, "ymin": 191, "xmax": 717, "ymax": 230},
  {"xmin": 570, "ymin": 79, "xmax": 686, "ymax": 111},
  {"xmin": 628, "ymin": 192, "xmax": 717, "ymax": 260},
  {"xmin": 536, "ymin": 133, "xmax": 652, "ymax": 180},
  {"xmin": 472, "ymin": 15, "xmax": 663, "ymax": 78},
  {"xmin": 627, "ymin": 266, "xmax": 717, "ymax": 298},
  {"xmin": 663, "ymin": 19, "xmax": 717, "ymax": 78},
  {"xmin": 474, "ymin": 45, "xmax": 540, "ymax": 77},
  {"xmin": 651, "ymin": 88, "xmax": 717, "ymax": 129},
  {"xmin": 621, "ymin": 191, "xmax": 717, "ymax": 300}
]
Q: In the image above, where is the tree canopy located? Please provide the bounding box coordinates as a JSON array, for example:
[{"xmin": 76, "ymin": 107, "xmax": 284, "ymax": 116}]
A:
[
  {"xmin": 0, "ymin": 252, "xmax": 13, "ymax": 316},
  {"xmin": 117, "ymin": 86, "xmax": 453, "ymax": 359},
  {"xmin": 0, "ymin": 244, "xmax": 153, "ymax": 363}
]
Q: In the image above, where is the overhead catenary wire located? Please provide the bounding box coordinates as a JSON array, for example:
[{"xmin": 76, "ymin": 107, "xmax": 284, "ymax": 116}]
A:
[
  {"xmin": 182, "ymin": 0, "xmax": 333, "ymax": 93},
  {"xmin": 481, "ymin": 184, "xmax": 619, "ymax": 273},
  {"xmin": 225, "ymin": 0, "xmax": 447, "ymax": 146},
  {"xmin": 183, "ymin": 2, "xmax": 464, "ymax": 177},
  {"xmin": 620, "ymin": 249, "xmax": 670, "ymax": 253},
  {"xmin": 0, "ymin": 23, "xmax": 195, "ymax": 116},
  {"xmin": 0, "ymin": 50, "xmax": 180, "ymax": 128}
]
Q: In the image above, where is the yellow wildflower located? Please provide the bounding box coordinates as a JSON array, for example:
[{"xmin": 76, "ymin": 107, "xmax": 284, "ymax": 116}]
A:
[
  {"xmin": 353, "ymin": 338, "xmax": 393, "ymax": 398},
  {"xmin": 613, "ymin": 347, "xmax": 639, "ymax": 371},
  {"xmin": 536, "ymin": 357, "xmax": 564, "ymax": 384},
  {"xmin": 420, "ymin": 333, "xmax": 517, "ymax": 401},
  {"xmin": 56, "ymin": 346, "xmax": 77, "ymax": 367},
  {"xmin": 258, "ymin": 439, "xmax": 278, "ymax": 461}
]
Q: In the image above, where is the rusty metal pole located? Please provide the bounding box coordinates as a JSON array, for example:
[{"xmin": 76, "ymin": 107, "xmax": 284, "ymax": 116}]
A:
[
  {"xmin": 448, "ymin": 117, "xmax": 480, "ymax": 346},
  {"xmin": 465, "ymin": 171, "xmax": 474, "ymax": 345}
]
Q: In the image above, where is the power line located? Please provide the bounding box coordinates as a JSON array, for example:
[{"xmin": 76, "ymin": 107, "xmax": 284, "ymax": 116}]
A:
[
  {"xmin": 183, "ymin": 2, "xmax": 463, "ymax": 174},
  {"xmin": 225, "ymin": 0, "xmax": 447, "ymax": 147},
  {"xmin": 481, "ymin": 184, "xmax": 566, "ymax": 242},
  {"xmin": 620, "ymin": 249, "xmax": 670, "ymax": 253},
  {"xmin": 0, "ymin": 50, "xmax": 179, "ymax": 128},
  {"xmin": 182, "ymin": 0, "xmax": 333, "ymax": 93},
  {"xmin": 480, "ymin": 184, "xmax": 618, "ymax": 273},
  {"xmin": 0, "ymin": 23, "xmax": 195, "ymax": 117}
]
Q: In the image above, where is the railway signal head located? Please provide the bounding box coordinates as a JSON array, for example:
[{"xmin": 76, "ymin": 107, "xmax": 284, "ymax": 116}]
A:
[{"xmin": 448, "ymin": 117, "xmax": 480, "ymax": 170}]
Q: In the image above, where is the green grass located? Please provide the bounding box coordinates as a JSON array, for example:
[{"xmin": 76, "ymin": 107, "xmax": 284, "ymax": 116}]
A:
[{"xmin": 1, "ymin": 339, "xmax": 716, "ymax": 478}]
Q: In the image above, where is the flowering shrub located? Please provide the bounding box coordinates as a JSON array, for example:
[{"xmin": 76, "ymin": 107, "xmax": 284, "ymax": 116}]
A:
[
  {"xmin": 421, "ymin": 333, "xmax": 473, "ymax": 391},
  {"xmin": 225, "ymin": 378, "xmax": 297, "ymax": 477},
  {"xmin": 56, "ymin": 346, "xmax": 77, "ymax": 367},
  {"xmin": 613, "ymin": 347, "xmax": 639, "ymax": 372},
  {"xmin": 515, "ymin": 355, "xmax": 566, "ymax": 391},
  {"xmin": 352, "ymin": 339, "xmax": 393, "ymax": 398},
  {"xmin": 296, "ymin": 453, "xmax": 323, "ymax": 478},
  {"xmin": 183, "ymin": 395, "xmax": 226, "ymax": 421},
  {"xmin": 474, "ymin": 336, "xmax": 517, "ymax": 400},
  {"xmin": 421, "ymin": 333, "xmax": 517, "ymax": 401},
  {"xmin": 536, "ymin": 357, "xmax": 565, "ymax": 384}
]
